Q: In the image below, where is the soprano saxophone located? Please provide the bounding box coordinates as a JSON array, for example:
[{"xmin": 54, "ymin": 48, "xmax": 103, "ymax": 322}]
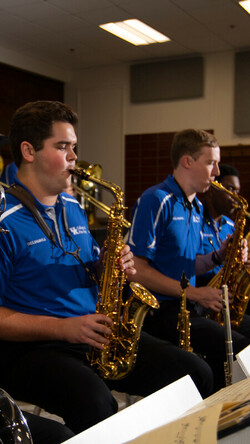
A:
[
  {"xmin": 208, "ymin": 181, "xmax": 250, "ymax": 329},
  {"xmin": 70, "ymin": 167, "xmax": 159, "ymax": 380},
  {"xmin": 177, "ymin": 271, "xmax": 193, "ymax": 352}
]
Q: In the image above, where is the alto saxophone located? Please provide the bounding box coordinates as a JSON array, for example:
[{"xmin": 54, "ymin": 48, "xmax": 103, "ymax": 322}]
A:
[
  {"xmin": 177, "ymin": 271, "xmax": 193, "ymax": 352},
  {"xmin": 208, "ymin": 181, "xmax": 250, "ymax": 329},
  {"xmin": 70, "ymin": 168, "xmax": 159, "ymax": 380}
]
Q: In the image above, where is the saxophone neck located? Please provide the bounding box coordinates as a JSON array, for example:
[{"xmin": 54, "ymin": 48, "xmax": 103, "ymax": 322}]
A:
[
  {"xmin": 211, "ymin": 180, "xmax": 248, "ymax": 212},
  {"xmin": 70, "ymin": 167, "xmax": 130, "ymax": 228},
  {"xmin": 70, "ymin": 167, "xmax": 123, "ymax": 203}
]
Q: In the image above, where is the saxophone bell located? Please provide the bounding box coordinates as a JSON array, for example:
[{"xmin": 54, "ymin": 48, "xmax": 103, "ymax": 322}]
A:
[{"xmin": 91, "ymin": 282, "xmax": 159, "ymax": 380}]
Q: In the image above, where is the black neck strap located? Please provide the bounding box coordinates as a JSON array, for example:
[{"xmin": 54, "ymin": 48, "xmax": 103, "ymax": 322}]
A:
[{"xmin": 6, "ymin": 185, "xmax": 56, "ymax": 244}]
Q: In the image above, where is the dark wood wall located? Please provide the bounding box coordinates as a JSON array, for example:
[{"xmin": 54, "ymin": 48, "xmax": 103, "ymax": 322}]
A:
[
  {"xmin": 0, "ymin": 62, "xmax": 64, "ymax": 164},
  {"xmin": 125, "ymin": 132, "xmax": 250, "ymax": 222},
  {"xmin": 125, "ymin": 132, "xmax": 173, "ymax": 220}
]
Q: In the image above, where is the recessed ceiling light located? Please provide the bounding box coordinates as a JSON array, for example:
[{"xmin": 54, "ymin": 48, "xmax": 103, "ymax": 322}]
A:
[
  {"xmin": 99, "ymin": 19, "xmax": 170, "ymax": 46},
  {"xmin": 239, "ymin": 0, "xmax": 250, "ymax": 14}
]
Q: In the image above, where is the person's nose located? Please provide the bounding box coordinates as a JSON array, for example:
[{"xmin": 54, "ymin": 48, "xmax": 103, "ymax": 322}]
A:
[
  {"xmin": 67, "ymin": 147, "xmax": 77, "ymax": 162},
  {"xmin": 213, "ymin": 163, "xmax": 220, "ymax": 177}
]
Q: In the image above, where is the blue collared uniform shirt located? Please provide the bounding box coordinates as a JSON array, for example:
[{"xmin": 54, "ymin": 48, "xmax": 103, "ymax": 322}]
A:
[
  {"xmin": 0, "ymin": 180, "xmax": 100, "ymax": 317},
  {"xmin": 197, "ymin": 213, "xmax": 235, "ymax": 285},
  {"xmin": 128, "ymin": 175, "xmax": 203, "ymax": 301}
]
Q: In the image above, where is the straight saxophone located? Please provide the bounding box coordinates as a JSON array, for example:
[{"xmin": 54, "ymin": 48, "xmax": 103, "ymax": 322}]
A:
[
  {"xmin": 70, "ymin": 167, "xmax": 159, "ymax": 380},
  {"xmin": 177, "ymin": 271, "xmax": 193, "ymax": 352}
]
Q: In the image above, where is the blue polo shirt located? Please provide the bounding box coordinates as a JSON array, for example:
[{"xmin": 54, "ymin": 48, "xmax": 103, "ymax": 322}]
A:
[
  {"xmin": 128, "ymin": 175, "xmax": 203, "ymax": 301},
  {"xmin": 197, "ymin": 212, "xmax": 235, "ymax": 286},
  {"xmin": 0, "ymin": 162, "xmax": 17, "ymax": 186},
  {"xmin": 0, "ymin": 180, "xmax": 100, "ymax": 317}
]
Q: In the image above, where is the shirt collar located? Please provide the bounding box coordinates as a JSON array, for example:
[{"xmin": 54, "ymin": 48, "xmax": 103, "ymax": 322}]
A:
[
  {"xmin": 14, "ymin": 177, "xmax": 65, "ymax": 213},
  {"xmin": 166, "ymin": 175, "xmax": 201, "ymax": 214}
]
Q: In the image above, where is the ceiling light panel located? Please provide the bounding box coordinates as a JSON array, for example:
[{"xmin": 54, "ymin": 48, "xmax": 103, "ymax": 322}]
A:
[
  {"xmin": 239, "ymin": 0, "xmax": 250, "ymax": 14},
  {"xmin": 99, "ymin": 19, "xmax": 170, "ymax": 46}
]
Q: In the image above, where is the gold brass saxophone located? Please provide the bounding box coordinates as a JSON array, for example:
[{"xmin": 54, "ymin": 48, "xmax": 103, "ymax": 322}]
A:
[
  {"xmin": 70, "ymin": 167, "xmax": 159, "ymax": 380},
  {"xmin": 208, "ymin": 181, "xmax": 250, "ymax": 329},
  {"xmin": 177, "ymin": 272, "xmax": 193, "ymax": 352}
]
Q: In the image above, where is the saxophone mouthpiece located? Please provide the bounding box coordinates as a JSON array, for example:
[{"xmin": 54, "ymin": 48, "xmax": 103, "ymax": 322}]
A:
[{"xmin": 69, "ymin": 168, "xmax": 90, "ymax": 181}]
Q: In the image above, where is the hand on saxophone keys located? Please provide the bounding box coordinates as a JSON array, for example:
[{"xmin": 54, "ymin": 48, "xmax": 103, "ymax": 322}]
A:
[
  {"xmin": 59, "ymin": 314, "xmax": 113, "ymax": 350},
  {"xmin": 240, "ymin": 238, "xmax": 248, "ymax": 264},
  {"xmin": 118, "ymin": 244, "xmax": 136, "ymax": 275},
  {"xmin": 96, "ymin": 244, "xmax": 136, "ymax": 278},
  {"xmin": 57, "ymin": 245, "xmax": 135, "ymax": 351},
  {"xmin": 216, "ymin": 235, "xmax": 248, "ymax": 265},
  {"xmin": 188, "ymin": 285, "xmax": 231, "ymax": 312}
]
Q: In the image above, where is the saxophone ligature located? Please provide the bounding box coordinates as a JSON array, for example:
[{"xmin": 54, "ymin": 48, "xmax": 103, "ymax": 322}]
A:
[
  {"xmin": 70, "ymin": 167, "xmax": 159, "ymax": 380},
  {"xmin": 177, "ymin": 271, "xmax": 193, "ymax": 352},
  {"xmin": 208, "ymin": 181, "xmax": 250, "ymax": 329}
]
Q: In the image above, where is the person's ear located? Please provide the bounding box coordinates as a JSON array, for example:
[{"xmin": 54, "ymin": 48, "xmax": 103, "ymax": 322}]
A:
[
  {"xmin": 181, "ymin": 154, "xmax": 193, "ymax": 169},
  {"xmin": 20, "ymin": 141, "xmax": 35, "ymax": 162}
]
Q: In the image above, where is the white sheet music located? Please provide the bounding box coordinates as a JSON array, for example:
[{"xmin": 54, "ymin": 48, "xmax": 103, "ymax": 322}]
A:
[
  {"xmin": 65, "ymin": 378, "xmax": 250, "ymax": 444},
  {"xmin": 235, "ymin": 345, "xmax": 250, "ymax": 377},
  {"xmin": 64, "ymin": 375, "xmax": 202, "ymax": 444},
  {"xmin": 127, "ymin": 404, "xmax": 222, "ymax": 444},
  {"xmin": 128, "ymin": 379, "xmax": 250, "ymax": 444}
]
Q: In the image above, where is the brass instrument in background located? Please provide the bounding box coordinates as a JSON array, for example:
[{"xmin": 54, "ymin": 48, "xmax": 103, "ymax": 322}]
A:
[
  {"xmin": 0, "ymin": 155, "xmax": 4, "ymax": 176},
  {"xmin": 70, "ymin": 167, "xmax": 159, "ymax": 380},
  {"xmin": 71, "ymin": 164, "xmax": 130, "ymax": 229},
  {"xmin": 177, "ymin": 271, "xmax": 193, "ymax": 352},
  {"xmin": 208, "ymin": 181, "xmax": 250, "ymax": 329},
  {"xmin": 72, "ymin": 161, "xmax": 103, "ymax": 227},
  {"xmin": 0, "ymin": 388, "xmax": 33, "ymax": 443}
]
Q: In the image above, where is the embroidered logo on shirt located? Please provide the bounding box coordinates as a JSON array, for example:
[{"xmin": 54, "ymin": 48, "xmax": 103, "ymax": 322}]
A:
[
  {"xmin": 192, "ymin": 216, "xmax": 200, "ymax": 223},
  {"xmin": 173, "ymin": 216, "xmax": 184, "ymax": 220},
  {"xmin": 69, "ymin": 226, "xmax": 87, "ymax": 235},
  {"xmin": 27, "ymin": 237, "xmax": 47, "ymax": 246}
]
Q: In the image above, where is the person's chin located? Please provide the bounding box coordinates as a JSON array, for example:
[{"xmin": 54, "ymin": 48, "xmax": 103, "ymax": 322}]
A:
[{"xmin": 202, "ymin": 184, "xmax": 211, "ymax": 193}]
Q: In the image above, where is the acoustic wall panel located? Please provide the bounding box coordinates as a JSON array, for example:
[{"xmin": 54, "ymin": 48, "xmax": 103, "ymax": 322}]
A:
[
  {"xmin": 234, "ymin": 50, "xmax": 250, "ymax": 134},
  {"xmin": 130, "ymin": 57, "xmax": 204, "ymax": 103}
]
